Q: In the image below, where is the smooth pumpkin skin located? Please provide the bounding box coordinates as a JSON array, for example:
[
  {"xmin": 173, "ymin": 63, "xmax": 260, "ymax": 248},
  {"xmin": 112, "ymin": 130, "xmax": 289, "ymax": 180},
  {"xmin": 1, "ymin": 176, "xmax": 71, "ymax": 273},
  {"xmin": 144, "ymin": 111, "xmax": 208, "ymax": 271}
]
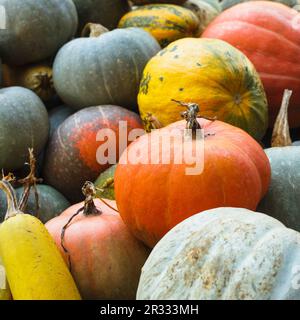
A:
[
  {"xmin": 43, "ymin": 105, "xmax": 143, "ymax": 203},
  {"xmin": 0, "ymin": 87, "xmax": 49, "ymax": 171},
  {"xmin": 119, "ymin": 5, "xmax": 200, "ymax": 47},
  {"xmin": 53, "ymin": 28, "xmax": 160, "ymax": 111},
  {"xmin": 49, "ymin": 105, "xmax": 74, "ymax": 137},
  {"xmin": 202, "ymin": 2, "xmax": 300, "ymax": 127},
  {"xmin": 115, "ymin": 118, "xmax": 271, "ymax": 248},
  {"xmin": 138, "ymin": 38, "xmax": 268, "ymax": 140},
  {"xmin": 137, "ymin": 208, "xmax": 300, "ymax": 300},
  {"xmin": 0, "ymin": 0, "xmax": 78, "ymax": 66},
  {"xmin": 73, "ymin": 0, "xmax": 130, "ymax": 32},
  {"xmin": 46, "ymin": 199, "xmax": 150, "ymax": 300},
  {"xmin": 219, "ymin": 0, "xmax": 300, "ymax": 10},
  {"xmin": 258, "ymin": 147, "xmax": 300, "ymax": 232},
  {"xmin": 0, "ymin": 213, "xmax": 81, "ymax": 300},
  {"xmin": 95, "ymin": 164, "xmax": 117, "ymax": 200}
]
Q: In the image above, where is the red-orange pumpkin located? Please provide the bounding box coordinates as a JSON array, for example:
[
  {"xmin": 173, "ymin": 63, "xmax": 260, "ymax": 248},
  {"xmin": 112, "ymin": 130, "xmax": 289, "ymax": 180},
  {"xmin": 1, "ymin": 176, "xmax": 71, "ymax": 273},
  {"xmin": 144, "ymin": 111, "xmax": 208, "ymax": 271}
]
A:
[
  {"xmin": 202, "ymin": 1, "xmax": 300, "ymax": 126},
  {"xmin": 46, "ymin": 198, "xmax": 149, "ymax": 300},
  {"xmin": 115, "ymin": 113, "xmax": 271, "ymax": 248}
]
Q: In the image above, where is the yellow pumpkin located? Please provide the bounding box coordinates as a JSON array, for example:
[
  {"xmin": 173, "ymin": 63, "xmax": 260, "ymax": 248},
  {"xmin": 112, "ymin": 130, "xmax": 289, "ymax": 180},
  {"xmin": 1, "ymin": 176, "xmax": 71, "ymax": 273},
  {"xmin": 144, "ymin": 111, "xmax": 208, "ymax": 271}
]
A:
[
  {"xmin": 138, "ymin": 38, "xmax": 268, "ymax": 140},
  {"xmin": 118, "ymin": 4, "xmax": 200, "ymax": 47}
]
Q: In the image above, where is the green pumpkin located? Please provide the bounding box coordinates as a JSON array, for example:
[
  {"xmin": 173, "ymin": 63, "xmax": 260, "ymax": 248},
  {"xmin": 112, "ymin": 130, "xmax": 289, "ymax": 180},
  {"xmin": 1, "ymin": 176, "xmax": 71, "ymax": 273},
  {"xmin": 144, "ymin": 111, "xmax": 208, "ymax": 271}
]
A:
[
  {"xmin": 53, "ymin": 27, "xmax": 161, "ymax": 111},
  {"xmin": 0, "ymin": 0, "xmax": 78, "ymax": 66},
  {"xmin": 0, "ymin": 87, "xmax": 49, "ymax": 170},
  {"xmin": 73, "ymin": 0, "xmax": 130, "ymax": 32},
  {"xmin": 0, "ymin": 184, "xmax": 70, "ymax": 224},
  {"xmin": 94, "ymin": 165, "xmax": 117, "ymax": 200},
  {"xmin": 219, "ymin": 0, "xmax": 299, "ymax": 10}
]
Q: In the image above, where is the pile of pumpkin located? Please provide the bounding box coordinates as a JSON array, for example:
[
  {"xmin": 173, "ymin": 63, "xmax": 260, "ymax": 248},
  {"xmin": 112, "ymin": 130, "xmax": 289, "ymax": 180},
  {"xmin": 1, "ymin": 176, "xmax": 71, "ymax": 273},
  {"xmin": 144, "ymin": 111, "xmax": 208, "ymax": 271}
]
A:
[{"xmin": 0, "ymin": 0, "xmax": 300, "ymax": 300}]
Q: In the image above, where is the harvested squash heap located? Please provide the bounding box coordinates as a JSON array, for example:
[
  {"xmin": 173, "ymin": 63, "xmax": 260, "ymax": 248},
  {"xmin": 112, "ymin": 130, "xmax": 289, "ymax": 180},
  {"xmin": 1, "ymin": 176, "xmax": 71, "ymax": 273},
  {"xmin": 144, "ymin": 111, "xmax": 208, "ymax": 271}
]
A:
[{"xmin": 0, "ymin": 175, "xmax": 81, "ymax": 300}]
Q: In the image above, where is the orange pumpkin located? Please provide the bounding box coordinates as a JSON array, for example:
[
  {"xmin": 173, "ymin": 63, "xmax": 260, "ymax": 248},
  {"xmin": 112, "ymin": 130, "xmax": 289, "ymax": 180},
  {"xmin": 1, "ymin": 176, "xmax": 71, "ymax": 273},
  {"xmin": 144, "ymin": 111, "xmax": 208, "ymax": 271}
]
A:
[
  {"xmin": 115, "ymin": 104, "xmax": 271, "ymax": 247},
  {"xmin": 46, "ymin": 191, "xmax": 149, "ymax": 300}
]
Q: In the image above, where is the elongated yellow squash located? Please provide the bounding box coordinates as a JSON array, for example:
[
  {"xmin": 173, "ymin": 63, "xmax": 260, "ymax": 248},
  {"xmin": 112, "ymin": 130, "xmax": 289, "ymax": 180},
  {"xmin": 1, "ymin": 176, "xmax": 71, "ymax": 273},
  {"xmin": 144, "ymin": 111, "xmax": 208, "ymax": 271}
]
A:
[{"xmin": 0, "ymin": 180, "xmax": 81, "ymax": 300}]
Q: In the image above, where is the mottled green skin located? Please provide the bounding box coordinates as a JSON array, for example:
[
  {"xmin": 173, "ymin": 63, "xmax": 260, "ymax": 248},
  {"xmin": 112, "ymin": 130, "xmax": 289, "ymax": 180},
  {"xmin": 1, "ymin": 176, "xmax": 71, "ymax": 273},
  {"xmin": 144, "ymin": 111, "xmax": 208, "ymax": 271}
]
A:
[
  {"xmin": 0, "ymin": 184, "xmax": 70, "ymax": 223},
  {"xmin": 258, "ymin": 146, "xmax": 300, "ymax": 232},
  {"xmin": 95, "ymin": 164, "xmax": 117, "ymax": 200},
  {"xmin": 53, "ymin": 28, "xmax": 160, "ymax": 111},
  {"xmin": 0, "ymin": 0, "xmax": 78, "ymax": 66},
  {"xmin": 72, "ymin": 0, "xmax": 129, "ymax": 32},
  {"xmin": 219, "ymin": 0, "xmax": 299, "ymax": 10},
  {"xmin": 0, "ymin": 87, "xmax": 49, "ymax": 170}
]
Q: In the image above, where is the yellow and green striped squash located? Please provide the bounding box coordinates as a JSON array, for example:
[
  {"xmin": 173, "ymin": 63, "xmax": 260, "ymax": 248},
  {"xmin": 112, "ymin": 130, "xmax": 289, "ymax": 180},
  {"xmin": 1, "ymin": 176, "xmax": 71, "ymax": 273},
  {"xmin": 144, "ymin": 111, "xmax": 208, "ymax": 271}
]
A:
[
  {"xmin": 118, "ymin": 4, "xmax": 200, "ymax": 47},
  {"xmin": 138, "ymin": 38, "xmax": 268, "ymax": 140}
]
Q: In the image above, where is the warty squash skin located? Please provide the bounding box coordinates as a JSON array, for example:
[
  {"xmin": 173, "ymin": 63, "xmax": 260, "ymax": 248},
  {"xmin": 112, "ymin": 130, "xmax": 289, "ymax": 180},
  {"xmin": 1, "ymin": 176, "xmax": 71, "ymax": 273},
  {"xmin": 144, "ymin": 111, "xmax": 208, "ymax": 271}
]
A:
[
  {"xmin": 115, "ymin": 116, "xmax": 271, "ymax": 248},
  {"xmin": 0, "ymin": 87, "xmax": 49, "ymax": 171},
  {"xmin": 138, "ymin": 38, "xmax": 268, "ymax": 140},
  {"xmin": 137, "ymin": 208, "xmax": 300, "ymax": 300},
  {"xmin": 53, "ymin": 28, "xmax": 160, "ymax": 111},
  {"xmin": 202, "ymin": 2, "xmax": 300, "ymax": 127},
  {"xmin": 73, "ymin": 0, "xmax": 130, "ymax": 32},
  {"xmin": 118, "ymin": 4, "xmax": 200, "ymax": 47},
  {"xmin": 0, "ymin": 0, "xmax": 78, "ymax": 66},
  {"xmin": 43, "ymin": 105, "xmax": 143, "ymax": 202},
  {"xmin": 46, "ymin": 198, "xmax": 150, "ymax": 300},
  {"xmin": 0, "ymin": 180, "xmax": 81, "ymax": 300}
]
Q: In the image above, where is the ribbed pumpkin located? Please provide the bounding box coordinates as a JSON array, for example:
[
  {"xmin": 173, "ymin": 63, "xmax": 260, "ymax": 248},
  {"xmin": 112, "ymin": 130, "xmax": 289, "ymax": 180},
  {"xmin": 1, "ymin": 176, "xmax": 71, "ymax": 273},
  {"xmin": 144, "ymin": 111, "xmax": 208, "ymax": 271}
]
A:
[
  {"xmin": 219, "ymin": 0, "xmax": 300, "ymax": 10},
  {"xmin": 203, "ymin": 2, "xmax": 300, "ymax": 127},
  {"xmin": 46, "ymin": 183, "xmax": 149, "ymax": 300},
  {"xmin": 2, "ymin": 63, "xmax": 55, "ymax": 102},
  {"xmin": 138, "ymin": 38, "xmax": 268, "ymax": 140},
  {"xmin": 119, "ymin": 4, "xmax": 200, "ymax": 47},
  {"xmin": 53, "ymin": 27, "xmax": 160, "ymax": 111},
  {"xmin": 184, "ymin": 0, "xmax": 222, "ymax": 34},
  {"xmin": 73, "ymin": 0, "xmax": 130, "ymax": 32},
  {"xmin": 115, "ymin": 105, "xmax": 271, "ymax": 247},
  {"xmin": 43, "ymin": 105, "xmax": 143, "ymax": 202},
  {"xmin": 137, "ymin": 208, "xmax": 300, "ymax": 300},
  {"xmin": 0, "ymin": 87, "xmax": 49, "ymax": 171},
  {"xmin": 258, "ymin": 90, "xmax": 300, "ymax": 232},
  {"xmin": 0, "ymin": 0, "xmax": 78, "ymax": 66}
]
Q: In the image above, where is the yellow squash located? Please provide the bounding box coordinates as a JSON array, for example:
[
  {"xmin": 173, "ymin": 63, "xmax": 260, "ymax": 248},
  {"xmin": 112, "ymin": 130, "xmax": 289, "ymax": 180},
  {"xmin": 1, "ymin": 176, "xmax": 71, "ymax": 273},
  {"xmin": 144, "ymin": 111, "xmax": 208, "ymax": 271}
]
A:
[
  {"xmin": 118, "ymin": 4, "xmax": 200, "ymax": 47},
  {"xmin": 0, "ymin": 180, "xmax": 81, "ymax": 300},
  {"xmin": 138, "ymin": 38, "xmax": 268, "ymax": 140},
  {"xmin": 2, "ymin": 63, "xmax": 55, "ymax": 101},
  {"xmin": 0, "ymin": 256, "xmax": 11, "ymax": 300}
]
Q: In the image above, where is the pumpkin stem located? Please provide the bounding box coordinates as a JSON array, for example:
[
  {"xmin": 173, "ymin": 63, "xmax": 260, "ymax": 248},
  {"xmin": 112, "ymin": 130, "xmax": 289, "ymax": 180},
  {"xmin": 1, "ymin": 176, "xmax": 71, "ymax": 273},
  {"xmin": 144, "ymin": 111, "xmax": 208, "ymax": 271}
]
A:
[
  {"xmin": 0, "ymin": 176, "xmax": 22, "ymax": 220},
  {"xmin": 81, "ymin": 23, "xmax": 109, "ymax": 38},
  {"xmin": 142, "ymin": 113, "xmax": 163, "ymax": 133},
  {"xmin": 18, "ymin": 149, "xmax": 42, "ymax": 217},
  {"xmin": 271, "ymin": 89, "xmax": 293, "ymax": 147},
  {"xmin": 82, "ymin": 181, "xmax": 102, "ymax": 216}
]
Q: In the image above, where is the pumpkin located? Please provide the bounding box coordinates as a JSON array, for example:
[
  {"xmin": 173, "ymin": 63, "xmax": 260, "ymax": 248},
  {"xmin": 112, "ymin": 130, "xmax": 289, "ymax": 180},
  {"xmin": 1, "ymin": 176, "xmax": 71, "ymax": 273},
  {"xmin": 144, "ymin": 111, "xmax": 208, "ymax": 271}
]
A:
[
  {"xmin": 183, "ymin": 0, "xmax": 222, "ymax": 35},
  {"xmin": 137, "ymin": 207, "xmax": 300, "ymax": 300},
  {"xmin": 118, "ymin": 4, "xmax": 200, "ymax": 47},
  {"xmin": 138, "ymin": 38, "xmax": 268, "ymax": 140},
  {"xmin": 115, "ymin": 104, "xmax": 271, "ymax": 247},
  {"xmin": 0, "ymin": 0, "xmax": 78, "ymax": 66},
  {"xmin": 258, "ymin": 90, "xmax": 300, "ymax": 232},
  {"xmin": 0, "ymin": 256, "xmax": 11, "ymax": 300},
  {"xmin": 46, "ymin": 182, "xmax": 149, "ymax": 300},
  {"xmin": 0, "ymin": 185, "xmax": 70, "ymax": 224},
  {"xmin": 0, "ymin": 87, "xmax": 49, "ymax": 171},
  {"xmin": 202, "ymin": 2, "xmax": 300, "ymax": 127},
  {"xmin": 131, "ymin": 0, "xmax": 186, "ymax": 4},
  {"xmin": 219, "ymin": 0, "xmax": 300, "ymax": 10},
  {"xmin": 95, "ymin": 164, "xmax": 117, "ymax": 200},
  {"xmin": 43, "ymin": 105, "xmax": 143, "ymax": 203},
  {"xmin": 49, "ymin": 105, "xmax": 74, "ymax": 137},
  {"xmin": 0, "ymin": 179, "xmax": 81, "ymax": 300},
  {"xmin": 53, "ymin": 26, "xmax": 160, "ymax": 111},
  {"xmin": 2, "ymin": 63, "xmax": 55, "ymax": 102},
  {"xmin": 73, "ymin": 0, "xmax": 130, "ymax": 32}
]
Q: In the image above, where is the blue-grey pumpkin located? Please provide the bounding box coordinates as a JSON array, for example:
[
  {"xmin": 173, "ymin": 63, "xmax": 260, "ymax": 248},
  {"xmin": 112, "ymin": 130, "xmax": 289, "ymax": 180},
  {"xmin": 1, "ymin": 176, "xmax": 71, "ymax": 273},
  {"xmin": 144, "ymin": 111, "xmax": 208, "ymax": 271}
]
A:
[
  {"xmin": 72, "ymin": 0, "xmax": 130, "ymax": 32},
  {"xmin": 0, "ymin": 0, "xmax": 78, "ymax": 66},
  {"xmin": 49, "ymin": 105, "xmax": 74, "ymax": 137},
  {"xmin": 53, "ymin": 27, "xmax": 161, "ymax": 111},
  {"xmin": 0, "ymin": 184, "xmax": 70, "ymax": 223},
  {"xmin": 0, "ymin": 87, "xmax": 49, "ymax": 170}
]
